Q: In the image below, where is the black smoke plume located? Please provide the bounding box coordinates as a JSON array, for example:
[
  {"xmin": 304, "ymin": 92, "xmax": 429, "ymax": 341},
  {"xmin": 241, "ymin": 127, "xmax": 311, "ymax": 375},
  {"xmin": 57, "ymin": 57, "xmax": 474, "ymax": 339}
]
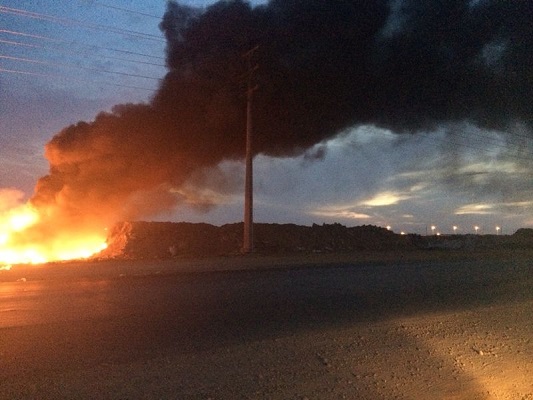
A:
[{"xmin": 31, "ymin": 0, "xmax": 532, "ymax": 226}]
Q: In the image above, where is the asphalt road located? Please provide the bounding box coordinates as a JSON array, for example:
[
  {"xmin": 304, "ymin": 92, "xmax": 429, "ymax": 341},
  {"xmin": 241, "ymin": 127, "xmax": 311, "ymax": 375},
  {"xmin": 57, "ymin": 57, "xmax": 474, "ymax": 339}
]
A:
[{"xmin": 1, "ymin": 257, "xmax": 531, "ymax": 399}]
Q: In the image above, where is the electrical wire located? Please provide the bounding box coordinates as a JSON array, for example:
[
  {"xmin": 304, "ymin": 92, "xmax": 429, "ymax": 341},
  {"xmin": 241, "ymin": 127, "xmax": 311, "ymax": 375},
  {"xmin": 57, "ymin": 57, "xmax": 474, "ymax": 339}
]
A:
[
  {"xmin": 423, "ymin": 132, "xmax": 532, "ymax": 163},
  {"xmin": 0, "ymin": 54, "xmax": 162, "ymax": 81},
  {"xmin": 0, "ymin": 67, "xmax": 156, "ymax": 92},
  {"xmin": 0, "ymin": 5, "xmax": 164, "ymax": 42},
  {"xmin": 0, "ymin": 29, "xmax": 165, "ymax": 60},
  {"xmin": 450, "ymin": 130, "xmax": 530, "ymax": 152},
  {"xmin": 0, "ymin": 28, "xmax": 62, "ymax": 43},
  {"xmin": 0, "ymin": 3, "xmax": 166, "ymax": 94},
  {"xmin": 87, "ymin": 1, "xmax": 161, "ymax": 20},
  {"xmin": 454, "ymin": 124, "xmax": 532, "ymax": 143},
  {"xmin": 0, "ymin": 38, "xmax": 166, "ymax": 68}
]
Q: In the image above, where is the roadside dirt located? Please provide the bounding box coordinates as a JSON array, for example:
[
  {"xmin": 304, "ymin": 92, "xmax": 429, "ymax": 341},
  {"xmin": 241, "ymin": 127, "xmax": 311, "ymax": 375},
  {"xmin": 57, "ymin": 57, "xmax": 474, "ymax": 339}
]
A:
[
  {"xmin": 38, "ymin": 299, "xmax": 531, "ymax": 400},
  {"xmin": 1, "ymin": 250, "xmax": 532, "ymax": 399}
]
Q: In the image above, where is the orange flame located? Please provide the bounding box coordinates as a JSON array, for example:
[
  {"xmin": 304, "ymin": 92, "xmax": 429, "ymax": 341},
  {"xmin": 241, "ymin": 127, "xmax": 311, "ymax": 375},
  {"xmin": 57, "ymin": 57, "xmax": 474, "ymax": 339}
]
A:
[{"xmin": 0, "ymin": 190, "xmax": 107, "ymax": 269}]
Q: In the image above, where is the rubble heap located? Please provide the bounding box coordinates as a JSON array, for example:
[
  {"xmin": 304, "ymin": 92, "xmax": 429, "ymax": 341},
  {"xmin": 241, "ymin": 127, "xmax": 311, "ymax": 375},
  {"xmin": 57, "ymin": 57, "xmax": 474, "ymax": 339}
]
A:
[
  {"xmin": 98, "ymin": 222, "xmax": 532, "ymax": 260},
  {"xmin": 99, "ymin": 222, "xmax": 415, "ymax": 259}
]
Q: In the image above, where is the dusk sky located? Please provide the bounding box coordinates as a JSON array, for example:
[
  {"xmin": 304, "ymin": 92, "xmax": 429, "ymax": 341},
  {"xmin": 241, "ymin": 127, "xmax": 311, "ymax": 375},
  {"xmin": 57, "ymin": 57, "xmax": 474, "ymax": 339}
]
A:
[{"xmin": 1, "ymin": 0, "xmax": 531, "ymax": 236}]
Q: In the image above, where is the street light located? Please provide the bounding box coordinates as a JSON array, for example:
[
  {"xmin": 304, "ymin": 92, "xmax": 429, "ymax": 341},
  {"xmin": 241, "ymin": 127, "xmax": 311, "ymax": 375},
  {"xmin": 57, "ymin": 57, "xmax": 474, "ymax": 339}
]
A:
[
  {"xmin": 453, "ymin": 225, "xmax": 458, "ymax": 234},
  {"xmin": 496, "ymin": 226, "xmax": 501, "ymax": 235},
  {"xmin": 474, "ymin": 226, "xmax": 479, "ymax": 234},
  {"xmin": 431, "ymin": 225, "xmax": 436, "ymax": 235}
]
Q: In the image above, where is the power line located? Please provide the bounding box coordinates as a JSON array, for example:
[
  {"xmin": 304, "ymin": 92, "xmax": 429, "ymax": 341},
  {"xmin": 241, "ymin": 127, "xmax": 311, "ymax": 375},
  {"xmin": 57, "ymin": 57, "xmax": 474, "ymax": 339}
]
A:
[
  {"xmin": 0, "ymin": 67, "xmax": 156, "ymax": 92},
  {"xmin": 0, "ymin": 38, "xmax": 166, "ymax": 68},
  {"xmin": 87, "ymin": 1, "xmax": 161, "ymax": 20},
  {"xmin": 99, "ymin": 46, "xmax": 165, "ymax": 61},
  {"xmin": 0, "ymin": 54, "xmax": 162, "ymax": 81},
  {"xmin": 448, "ymin": 124, "xmax": 532, "ymax": 157},
  {"xmin": 450, "ymin": 130, "xmax": 529, "ymax": 153},
  {"xmin": 0, "ymin": 4, "xmax": 166, "ymax": 94},
  {"xmin": 0, "ymin": 28, "xmax": 62, "ymax": 43},
  {"xmin": 454, "ymin": 124, "xmax": 532, "ymax": 144},
  {"xmin": 0, "ymin": 5, "xmax": 164, "ymax": 42},
  {"xmin": 0, "ymin": 29, "xmax": 166, "ymax": 60},
  {"xmin": 424, "ymin": 132, "xmax": 532, "ymax": 163}
]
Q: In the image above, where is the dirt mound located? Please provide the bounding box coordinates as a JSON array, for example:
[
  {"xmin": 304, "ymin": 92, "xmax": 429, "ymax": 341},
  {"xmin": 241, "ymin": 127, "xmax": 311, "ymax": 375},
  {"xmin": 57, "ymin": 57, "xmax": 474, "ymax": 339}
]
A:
[
  {"xmin": 97, "ymin": 221, "xmax": 532, "ymax": 260},
  {"xmin": 98, "ymin": 222, "xmax": 417, "ymax": 259}
]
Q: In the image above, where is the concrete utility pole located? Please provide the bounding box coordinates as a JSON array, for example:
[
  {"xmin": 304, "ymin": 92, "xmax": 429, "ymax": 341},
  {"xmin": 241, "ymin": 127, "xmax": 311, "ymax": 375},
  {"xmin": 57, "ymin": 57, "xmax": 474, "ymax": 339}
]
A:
[{"xmin": 242, "ymin": 46, "xmax": 259, "ymax": 254}]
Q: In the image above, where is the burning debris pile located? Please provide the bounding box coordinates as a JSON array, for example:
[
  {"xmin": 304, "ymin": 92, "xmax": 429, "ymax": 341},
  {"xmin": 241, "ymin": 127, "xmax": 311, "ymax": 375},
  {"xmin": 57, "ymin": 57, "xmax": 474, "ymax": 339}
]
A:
[
  {"xmin": 99, "ymin": 222, "xmax": 416, "ymax": 259},
  {"xmin": 101, "ymin": 221, "xmax": 237, "ymax": 259}
]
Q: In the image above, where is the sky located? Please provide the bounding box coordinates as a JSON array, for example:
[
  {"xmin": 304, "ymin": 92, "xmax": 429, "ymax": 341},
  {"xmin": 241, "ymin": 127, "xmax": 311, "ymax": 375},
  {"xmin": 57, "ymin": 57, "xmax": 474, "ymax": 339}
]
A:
[{"xmin": 0, "ymin": 0, "xmax": 532, "ymax": 236}]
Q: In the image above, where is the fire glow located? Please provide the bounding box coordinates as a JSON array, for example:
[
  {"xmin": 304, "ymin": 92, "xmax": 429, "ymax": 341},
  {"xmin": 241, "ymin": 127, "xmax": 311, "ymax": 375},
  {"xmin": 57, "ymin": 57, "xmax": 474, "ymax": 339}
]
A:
[{"xmin": 0, "ymin": 191, "xmax": 107, "ymax": 268}]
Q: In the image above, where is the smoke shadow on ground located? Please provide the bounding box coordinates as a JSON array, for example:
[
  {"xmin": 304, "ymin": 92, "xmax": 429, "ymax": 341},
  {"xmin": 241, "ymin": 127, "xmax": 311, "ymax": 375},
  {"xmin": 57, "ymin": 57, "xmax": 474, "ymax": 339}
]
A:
[{"xmin": 1, "ymin": 258, "xmax": 531, "ymax": 398}]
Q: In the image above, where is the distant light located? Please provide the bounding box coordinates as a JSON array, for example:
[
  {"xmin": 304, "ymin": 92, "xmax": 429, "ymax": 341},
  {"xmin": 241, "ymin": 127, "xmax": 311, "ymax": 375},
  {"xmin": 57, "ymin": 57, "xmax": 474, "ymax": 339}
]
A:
[
  {"xmin": 386, "ymin": 225, "xmax": 391, "ymax": 230},
  {"xmin": 436, "ymin": 232, "xmax": 441, "ymax": 236},
  {"xmin": 400, "ymin": 231, "xmax": 405, "ymax": 235},
  {"xmin": 474, "ymin": 226, "xmax": 480, "ymax": 234},
  {"xmin": 496, "ymin": 226, "xmax": 501, "ymax": 235},
  {"xmin": 453, "ymin": 225, "xmax": 458, "ymax": 233}
]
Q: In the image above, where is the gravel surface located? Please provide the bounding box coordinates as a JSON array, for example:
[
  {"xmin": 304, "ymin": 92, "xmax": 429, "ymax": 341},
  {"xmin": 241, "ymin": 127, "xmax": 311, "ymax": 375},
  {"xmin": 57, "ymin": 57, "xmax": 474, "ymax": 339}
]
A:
[{"xmin": 1, "ymin": 250, "xmax": 532, "ymax": 399}]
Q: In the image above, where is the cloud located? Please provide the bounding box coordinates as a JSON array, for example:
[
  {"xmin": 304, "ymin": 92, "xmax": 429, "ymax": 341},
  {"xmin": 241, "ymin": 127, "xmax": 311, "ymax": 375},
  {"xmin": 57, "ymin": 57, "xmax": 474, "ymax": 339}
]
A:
[
  {"xmin": 310, "ymin": 208, "xmax": 371, "ymax": 220},
  {"xmin": 360, "ymin": 191, "xmax": 413, "ymax": 207},
  {"xmin": 455, "ymin": 203, "xmax": 495, "ymax": 215},
  {"xmin": 307, "ymin": 187, "xmax": 417, "ymax": 222}
]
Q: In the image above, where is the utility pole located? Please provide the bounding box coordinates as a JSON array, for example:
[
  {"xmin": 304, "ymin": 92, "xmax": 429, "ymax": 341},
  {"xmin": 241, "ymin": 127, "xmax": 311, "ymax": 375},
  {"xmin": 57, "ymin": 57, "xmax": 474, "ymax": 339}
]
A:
[{"xmin": 242, "ymin": 45, "xmax": 259, "ymax": 254}]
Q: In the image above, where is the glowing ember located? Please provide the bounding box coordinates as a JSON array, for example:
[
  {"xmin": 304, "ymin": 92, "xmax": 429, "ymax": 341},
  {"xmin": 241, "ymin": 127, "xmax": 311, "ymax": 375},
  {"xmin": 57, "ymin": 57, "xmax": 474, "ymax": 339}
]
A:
[{"xmin": 0, "ymin": 190, "xmax": 107, "ymax": 268}]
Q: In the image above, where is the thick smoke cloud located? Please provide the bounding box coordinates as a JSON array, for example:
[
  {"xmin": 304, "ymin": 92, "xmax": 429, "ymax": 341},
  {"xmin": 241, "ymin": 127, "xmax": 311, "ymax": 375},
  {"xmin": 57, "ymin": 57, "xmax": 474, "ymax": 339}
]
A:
[{"xmin": 31, "ymin": 0, "xmax": 531, "ymax": 226}]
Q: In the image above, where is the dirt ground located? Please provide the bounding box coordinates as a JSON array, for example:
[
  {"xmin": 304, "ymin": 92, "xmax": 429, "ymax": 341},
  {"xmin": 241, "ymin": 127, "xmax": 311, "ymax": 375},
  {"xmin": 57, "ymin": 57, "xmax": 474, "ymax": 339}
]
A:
[
  {"xmin": 1, "ymin": 249, "xmax": 532, "ymax": 399},
  {"xmin": 76, "ymin": 299, "xmax": 531, "ymax": 400}
]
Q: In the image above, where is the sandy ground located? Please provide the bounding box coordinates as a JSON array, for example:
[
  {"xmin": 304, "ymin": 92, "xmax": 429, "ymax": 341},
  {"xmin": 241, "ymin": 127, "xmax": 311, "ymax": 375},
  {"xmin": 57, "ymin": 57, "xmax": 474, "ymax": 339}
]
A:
[{"xmin": 1, "ymin": 250, "xmax": 532, "ymax": 399}]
